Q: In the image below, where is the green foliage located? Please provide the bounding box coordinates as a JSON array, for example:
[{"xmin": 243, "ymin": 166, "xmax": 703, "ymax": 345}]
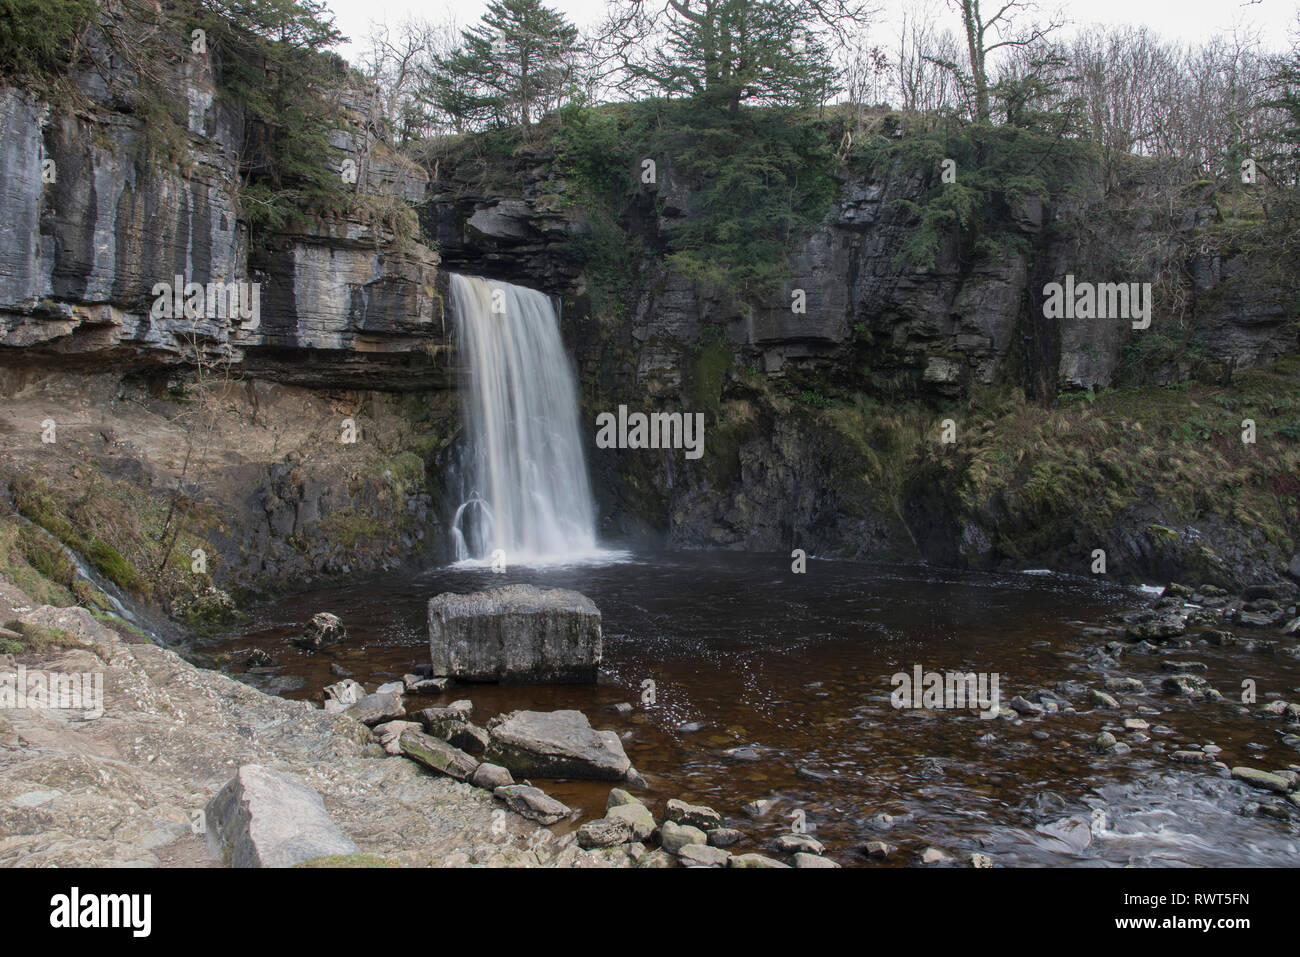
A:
[
  {"xmin": 193, "ymin": 0, "xmax": 351, "ymax": 231},
  {"xmin": 422, "ymin": 0, "xmax": 579, "ymax": 132},
  {"xmin": 0, "ymin": 0, "xmax": 97, "ymax": 80},
  {"xmin": 616, "ymin": 0, "xmax": 840, "ymax": 112},
  {"xmin": 870, "ymin": 121, "xmax": 1095, "ymax": 272}
]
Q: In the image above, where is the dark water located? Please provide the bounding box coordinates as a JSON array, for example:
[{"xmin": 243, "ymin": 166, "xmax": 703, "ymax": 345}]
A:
[{"xmin": 203, "ymin": 552, "xmax": 1300, "ymax": 866}]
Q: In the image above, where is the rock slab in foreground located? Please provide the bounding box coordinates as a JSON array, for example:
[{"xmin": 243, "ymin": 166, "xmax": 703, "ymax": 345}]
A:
[
  {"xmin": 428, "ymin": 585, "xmax": 602, "ymax": 684},
  {"xmin": 205, "ymin": 764, "xmax": 358, "ymax": 868},
  {"xmin": 486, "ymin": 709, "xmax": 632, "ymax": 781}
]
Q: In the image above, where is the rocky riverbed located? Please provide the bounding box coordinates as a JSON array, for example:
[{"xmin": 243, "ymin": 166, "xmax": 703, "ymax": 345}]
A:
[{"xmin": 4, "ymin": 550, "xmax": 1299, "ymax": 868}]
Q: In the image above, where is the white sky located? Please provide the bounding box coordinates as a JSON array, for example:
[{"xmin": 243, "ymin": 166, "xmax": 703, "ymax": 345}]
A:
[{"xmin": 322, "ymin": 0, "xmax": 1300, "ymax": 63}]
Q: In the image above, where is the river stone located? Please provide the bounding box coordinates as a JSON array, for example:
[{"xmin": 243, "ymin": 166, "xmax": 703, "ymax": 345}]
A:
[
  {"xmin": 577, "ymin": 817, "xmax": 632, "ymax": 849},
  {"xmin": 1105, "ymin": 677, "xmax": 1146, "ymax": 693},
  {"xmin": 205, "ymin": 764, "xmax": 358, "ymax": 868},
  {"xmin": 729, "ymin": 853, "xmax": 791, "ymax": 868},
  {"xmin": 428, "ymin": 584, "xmax": 602, "ymax": 683},
  {"xmin": 793, "ymin": 852, "xmax": 840, "ymax": 868},
  {"xmin": 861, "ymin": 841, "xmax": 896, "ymax": 859},
  {"xmin": 921, "ymin": 846, "xmax": 952, "ymax": 864},
  {"xmin": 637, "ymin": 849, "xmax": 678, "ymax": 868},
  {"xmin": 708, "ymin": 827, "xmax": 744, "ymax": 848},
  {"xmin": 347, "ymin": 692, "xmax": 405, "ymax": 726},
  {"xmin": 1161, "ymin": 674, "xmax": 1219, "ymax": 698},
  {"xmin": 607, "ymin": 801, "xmax": 655, "ymax": 841},
  {"xmin": 398, "ymin": 730, "xmax": 478, "ymax": 781},
  {"xmin": 293, "ymin": 612, "xmax": 348, "ymax": 650},
  {"xmin": 606, "ymin": 787, "xmax": 643, "ymax": 810},
  {"xmin": 1088, "ymin": 689, "xmax": 1119, "ymax": 709},
  {"xmin": 665, "ymin": 798, "xmax": 722, "ymax": 830},
  {"xmin": 324, "ymin": 678, "xmax": 364, "ymax": 706},
  {"xmin": 485, "ymin": 709, "xmax": 631, "ymax": 781},
  {"xmin": 659, "ymin": 820, "xmax": 707, "ymax": 854},
  {"xmin": 1232, "ymin": 767, "xmax": 1291, "ymax": 793},
  {"xmin": 469, "ymin": 762, "xmax": 514, "ymax": 790},
  {"xmin": 494, "ymin": 785, "xmax": 571, "ymax": 825},
  {"xmin": 772, "ymin": 833, "xmax": 824, "ymax": 855},
  {"xmin": 679, "ymin": 844, "xmax": 731, "ymax": 867}
]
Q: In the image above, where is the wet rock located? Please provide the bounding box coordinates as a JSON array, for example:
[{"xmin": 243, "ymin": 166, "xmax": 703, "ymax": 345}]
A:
[
  {"xmin": 861, "ymin": 840, "xmax": 896, "ymax": 859},
  {"xmin": 729, "ymin": 853, "xmax": 790, "ymax": 868},
  {"xmin": 1094, "ymin": 731, "xmax": 1118, "ymax": 752},
  {"xmin": 1125, "ymin": 616, "xmax": 1186, "ymax": 641},
  {"xmin": 793, "ymin": 852, "xmax": 840, "ymax": 868},
  {"xmin": 293, "ymin": 612, "xmax": 348, "ymax": 651},
  {"xmin": 606, "ymin": 788, "xmax": 643, "ymax": 809},
  {"xmin": 346, "ymin": 692, "xmax": 406, "ymax": 726},
  {"xmin": 398, "ymin": 729, "xmax": 478, "ymax": 781},
  {"xmin": 247, "ymin": 649, "xmax": 273, "ymax": 667},
  {"xmin": 1172, "ymin": 750, "xmax": 1214, "ymax": 764},
  {"xmin": 1009, "ymin": 696, "xmax": 1044, "ymax": 716},
  {"xmin": 1123, "ymin": 718, "xmax": 1150, "ymax": 731},
  {"xmin": 772, "ymin": 833, "xmax": 824, "ymax": 855},
  {"xmin": 921, "ymin": 846, "xmax": 952, "ymax": 864},
  {"xmin": 1202, "ymin": 630, "xmax": 1237, "ymax": 646},
  {"xmin": 1231, "ymin": 767, "xmax": 1291, "ymax": 794},
  {"xmin": 743, "ymin": 798, "xmax": 776, "ymax": 819},
  {"xmin": 427, "ymin": 584, "xmax": 602, "ymax": 683},
  {"xmin": 605, "ymin": 702, "xmax": 633, "ymax": 715},
  {"xmin": 1161, "ymin": 675, "xmax": 1220, "ymax": 699},
  {"xmin": 494, "ymin": 785, "xmax": 571, "ymax": 825},
  {"xmin": 324, "ymin": 678, "xmax": 364, "ymax": 707},
  {"xmin": 577, "ymin": 818, "xmax": 632, "ymax": 849},
  {"xmin": 485, "ymin": 709, "xmax": 632, "ymax": 781},
  {"xmin": 1161, "ymin": 660, "xmax": 1208, "ymax": 673},
  {"xmin": 375, "ymin": 681, "xmax": 405, "ymax": 696},
  {"xmin": 205, "ymin": 764, "xmax": 358, "ymax": 868},
  {"xmin": 405, "ymin": 676, "xmax": 452, "ymax": 694},
  {"xmin": 708, "ymin": 827, "xmax": 743, "ymax": 848},
  {"xmin": 328, "ymin": 662, "xmax": 354, "ymax": 677},
  {"xmin": 1088, "ymin": 689, "xmax": 1119, "ymax": 709},
  {"xmin": 1036, "ymin": 815, "xmax": 1094, "ymax": 853},
  {"xmin": 659, "ymin": 820, "xmax": 707, "ymax": 854},
  {"xmin": 469, "ymin": 762, "xmax": 514, "ymax": 790},
  {"xmin": 970, "ymin": 853, "xmax": 993, "ymax": 868},
  {"xmin": 607, "ymin": 801, "xmax": 655, "ymax": 841},
  {"xmin": 665, "ymin": 798, "xmax": 722, "ymax": 831},
  {"xmin": 679, "ymin": 844, "xmax": 731, "ymax": 867}
]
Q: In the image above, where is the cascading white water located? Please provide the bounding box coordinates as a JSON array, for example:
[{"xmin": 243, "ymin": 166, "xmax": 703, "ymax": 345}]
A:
[{"xmin": 448, "ymin": 274, "xmax": 600, "ymax": 564}]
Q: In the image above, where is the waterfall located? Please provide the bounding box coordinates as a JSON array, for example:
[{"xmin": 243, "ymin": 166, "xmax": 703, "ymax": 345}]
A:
[{"xmin": 448, "ymin": 274, "xmax": 600, "ymax": 564}]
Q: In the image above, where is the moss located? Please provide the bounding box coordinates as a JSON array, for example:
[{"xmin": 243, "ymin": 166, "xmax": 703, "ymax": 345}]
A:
[
  {"xmin": 315, "ymin": 510, "xmax": 385, "ymax": 550},
  {"xmin": 1, "ymin": 620, "xmax": 76, "ymax": 654},
  {"xmin": 86, "ymin": 538, "xmax": 149, "ymax": 598},
  {"xmin": 689, "ymin": 339, "xmax": 733, "ymax": 416}
]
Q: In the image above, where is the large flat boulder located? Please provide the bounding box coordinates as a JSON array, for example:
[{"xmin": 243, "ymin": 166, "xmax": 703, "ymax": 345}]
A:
[
  {"xmin": 427, "ymin": 585, "xmax": 602, "ymax": 684},
  {"xmin": 205, "ymin": 765, "xmax": 358, "ymax": 868},
  {"xmin": 485, "ymin": 709, "xmax": 631, "ymax": 781}
]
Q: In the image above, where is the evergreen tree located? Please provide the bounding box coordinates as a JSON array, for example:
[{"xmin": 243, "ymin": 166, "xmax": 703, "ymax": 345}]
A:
[{"xmin": 425, "ymin": 0, "xmax": 579, "ymax": 132}]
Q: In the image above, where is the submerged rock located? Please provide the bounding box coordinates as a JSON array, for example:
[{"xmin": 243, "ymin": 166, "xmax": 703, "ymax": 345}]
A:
[
  {"xmin": 427, "ymin": 584, "xmax": 602, "ymax": 683},
  {"xmin": 485, "ymin": 709, "xmax": 632, "ymax": 781},
  {"xmin": 494, "ymin": 785, "xmax": 571, "ymax": 825},
  {"xmin": 293, "ymin": 612, "xmax": 348, "ymax": 651}
]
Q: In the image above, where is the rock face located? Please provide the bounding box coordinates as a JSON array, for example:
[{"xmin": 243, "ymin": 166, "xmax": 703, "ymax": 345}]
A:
[
  {"xmin": 204, "ymin": 764, "xmax": 359, "ymax": 868},
  {"xmin": 428, "ymin": 585, "xmax": 602, "ymax": 684},
  {"xmin": 0, "ymin": 18, "xmax": 445, "ymax": 390},
  {"xmin": 485, "ymin": 709, "xmax": 631, "ymax": 781}
]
